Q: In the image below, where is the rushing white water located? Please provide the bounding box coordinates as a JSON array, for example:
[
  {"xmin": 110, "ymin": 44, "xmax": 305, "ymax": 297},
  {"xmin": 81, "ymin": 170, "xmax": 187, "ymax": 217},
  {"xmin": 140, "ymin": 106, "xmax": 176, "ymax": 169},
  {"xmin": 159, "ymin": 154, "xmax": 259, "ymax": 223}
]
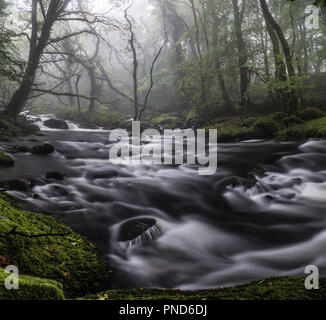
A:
[{"xmin": 2, "ymin": 115, "xmax": 326, "ymax": 289}]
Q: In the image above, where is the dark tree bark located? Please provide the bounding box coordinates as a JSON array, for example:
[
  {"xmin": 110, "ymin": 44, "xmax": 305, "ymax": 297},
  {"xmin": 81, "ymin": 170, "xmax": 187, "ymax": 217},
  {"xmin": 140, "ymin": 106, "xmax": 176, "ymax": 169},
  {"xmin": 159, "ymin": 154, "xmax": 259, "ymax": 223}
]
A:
[
  {"xmin": 5, "ymin": 0, "xmax": 71, "ymax": 118},
  {"xmin": 260, "ymin": 0, "xmax": 298, "ymax": 114},
  {"xmin": 231, "ymin": 0, "xmax": 251, "ymax": 111}
]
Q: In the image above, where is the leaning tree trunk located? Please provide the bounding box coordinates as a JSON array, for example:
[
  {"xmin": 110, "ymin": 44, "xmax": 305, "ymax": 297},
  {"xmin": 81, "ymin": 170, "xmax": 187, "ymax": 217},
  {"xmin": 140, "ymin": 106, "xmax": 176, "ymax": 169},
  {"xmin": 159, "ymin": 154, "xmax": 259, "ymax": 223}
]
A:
[
  {"xmin": 259, "ymin": 0, "xmax": 298, "ymax": 114},
  {"xmin": 4, "ymin": 0, "xmax": 70, "ymax": 118}
]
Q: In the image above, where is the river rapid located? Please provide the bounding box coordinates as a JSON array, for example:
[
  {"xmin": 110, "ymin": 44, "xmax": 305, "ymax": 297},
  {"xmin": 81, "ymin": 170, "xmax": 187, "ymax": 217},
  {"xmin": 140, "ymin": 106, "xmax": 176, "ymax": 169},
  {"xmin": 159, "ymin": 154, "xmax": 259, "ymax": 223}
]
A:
[{"xmin": 1, "ymin": 115, "xmax": 326, "ymax": 290}]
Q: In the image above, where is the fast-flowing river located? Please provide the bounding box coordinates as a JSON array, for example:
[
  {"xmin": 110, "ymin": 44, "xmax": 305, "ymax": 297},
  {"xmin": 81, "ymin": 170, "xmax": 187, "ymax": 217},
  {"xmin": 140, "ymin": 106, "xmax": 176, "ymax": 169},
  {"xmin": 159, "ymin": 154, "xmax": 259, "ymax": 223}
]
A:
[{"xmin": 1, "ymin": 115, "xmax": 326, "ymax": 289}]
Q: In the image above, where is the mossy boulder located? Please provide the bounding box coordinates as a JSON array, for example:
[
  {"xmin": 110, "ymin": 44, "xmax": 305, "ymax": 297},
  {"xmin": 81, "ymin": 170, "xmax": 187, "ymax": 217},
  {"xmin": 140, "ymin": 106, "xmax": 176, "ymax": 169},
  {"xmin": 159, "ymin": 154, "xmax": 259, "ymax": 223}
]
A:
[
  {"xmin": 151, "ymin": 114, "xmax": 184, "ymax": 128},
  {"xmin": 276, "ymin": 116, "xmax": 326, "ymax": 141},
  {"xmin": 0, "ymin": 195, "xmax": 112, "ymax": 298},
  {"xmin": 299, "ymin": 107, "xmax": 324, "ymax": 121},
  {"xmin": 281, "ymin": 115, "xmax": 304, "ymax": 126},
  {"xmin": 252, "ymin": 118, "xmax": 280, "ymax": 138},
  {"xmin": 185, "ymin": 108, "xmax": 203, "ymax": 127},
  {"xmin": 243, "ymin": 117, "xmax": 257, "ymax": 127},
  {"xmin": 0, "ymin": 268, "xmax": 65, "ymax": 300},
  {"xmin": 44, "ymin": 119, "xmax": 69, "ymax": 130},
  {"xmin": 0, "ymin": 150, "xmax": 15, "ymax": 167},
  {"xmin": 32, "ymin": 143, "xmax": 55, "ymax": 155},
  {"xmin": 268, "ymin": 112, "xmax": 287, "ymax": 122}
]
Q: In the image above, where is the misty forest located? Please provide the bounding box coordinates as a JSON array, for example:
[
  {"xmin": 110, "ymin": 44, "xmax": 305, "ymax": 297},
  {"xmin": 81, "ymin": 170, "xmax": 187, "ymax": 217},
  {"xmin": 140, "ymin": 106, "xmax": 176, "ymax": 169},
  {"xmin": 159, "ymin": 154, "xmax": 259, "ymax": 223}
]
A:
[{"xmin": 1, "ymin": 0, "xmax": 326, "ymax": 300}]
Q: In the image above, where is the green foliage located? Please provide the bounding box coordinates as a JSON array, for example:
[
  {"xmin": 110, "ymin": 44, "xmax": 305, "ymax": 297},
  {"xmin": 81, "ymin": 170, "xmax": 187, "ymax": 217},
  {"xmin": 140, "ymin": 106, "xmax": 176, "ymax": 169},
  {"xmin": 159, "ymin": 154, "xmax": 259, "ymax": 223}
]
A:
[
  {"xmin": 299, "ymin": 107, "xmax": 324, "ymax": 121},
  {"xmin": 55, "ymin": 106, "xmax": 125, "ymax": 129},
  {"xmin": 80, "ymin": 276, "xmax": 326, "ymax": 300},
  {"xmin": 252, "ymin": 118, "xmax": 280, "ymax": 137},
  {"xmin": 0, "ymin": 0, "xmax": 24, "ymax": 82},
  {"xmin": 0, "ymin": 195, "xmax": 112, "ymax": 298},
  {"xmin": 268, "ymin": 112, "xmax": 287, "ymax": 122},
  {"xmin": 277, "ymin": 116, "xmax": 326, "ymax": 140},
  {"xmin": 281, "ymin": 115, "xmax": 304, "ymax": 126},
  {"xmin": 151, "ymin": 113, "xmax": 184, "ymax": 128},
  {"xmin": 243, "ymin": 117, "xmax": 257, "ymax": 127},
  {"xmin": 0, "ymin": 269, "xmax": 65, "ymax": 300}
]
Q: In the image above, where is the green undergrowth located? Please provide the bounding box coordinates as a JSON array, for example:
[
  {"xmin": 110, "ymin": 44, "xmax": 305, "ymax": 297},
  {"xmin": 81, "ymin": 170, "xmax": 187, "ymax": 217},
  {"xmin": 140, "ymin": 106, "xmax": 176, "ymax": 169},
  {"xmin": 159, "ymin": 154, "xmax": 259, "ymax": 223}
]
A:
[
  {"xmin": 0, "ymin": 268, "xmax": 64, "ymax": 300},
  {"xmin": 203, "ymin": 107, "xmax": 326, "ymax": 142},
  {"xmin": 0, "ymin": 194, "xmax": 112, "ymax": 299},
  {"xmin": 55, "ymin": 106, "xmax": 126, "ymax": 129},
  {"xmin": 0, "ymin": 114, "xmax": 39, "ymax": 142},
  {"xmin": 80, "ymin": 276, "xmax": 326, "ymax": 300}
]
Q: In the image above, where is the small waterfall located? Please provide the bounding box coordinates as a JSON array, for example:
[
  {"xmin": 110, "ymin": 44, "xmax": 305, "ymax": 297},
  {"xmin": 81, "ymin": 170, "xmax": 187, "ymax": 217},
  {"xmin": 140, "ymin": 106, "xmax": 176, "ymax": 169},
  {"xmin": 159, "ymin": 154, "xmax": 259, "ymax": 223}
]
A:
[
  {"xmin": 67, "ymin": 122, "xmax": 79, "ymax": 130},
  {"xmin": 128, "ymin": 225, "xmax": 161, "ymax": 247}
]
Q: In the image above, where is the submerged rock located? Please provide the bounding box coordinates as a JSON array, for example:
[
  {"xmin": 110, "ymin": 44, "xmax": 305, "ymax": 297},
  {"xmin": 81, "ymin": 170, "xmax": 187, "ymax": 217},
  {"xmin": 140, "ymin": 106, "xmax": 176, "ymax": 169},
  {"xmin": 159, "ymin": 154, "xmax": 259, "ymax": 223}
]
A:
[
  {"xmin": 44, "ymin": 119, "xmax": 69, "ymax": 129},
  {"xmin": 32, "ymin": 143, "xmax": 55, "ymax": 155},
  {"xmin": 46, "ymin": 172, "xmax": 65, "ymax": 180}
]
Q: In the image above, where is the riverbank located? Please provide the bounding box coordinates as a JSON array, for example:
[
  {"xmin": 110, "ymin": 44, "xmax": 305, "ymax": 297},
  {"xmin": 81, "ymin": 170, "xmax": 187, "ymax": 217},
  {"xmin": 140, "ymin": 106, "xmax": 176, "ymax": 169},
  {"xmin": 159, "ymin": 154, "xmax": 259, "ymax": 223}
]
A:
[
  {"xmin": 0, "ymin": 194, "xmax": 112, "ymax": 299},
  {"xmin": 53, "ymin": 106, "xmax": 326, "ymax": 143},
  {"xmin": 80, "ymin": 276, "xmax": 326, "ymax": 300}
]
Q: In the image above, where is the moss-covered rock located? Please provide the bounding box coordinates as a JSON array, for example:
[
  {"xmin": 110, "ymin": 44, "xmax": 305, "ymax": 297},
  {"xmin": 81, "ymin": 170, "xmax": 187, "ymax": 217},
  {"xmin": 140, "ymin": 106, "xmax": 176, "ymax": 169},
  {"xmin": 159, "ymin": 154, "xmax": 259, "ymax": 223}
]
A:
[
  {"xmin": 0, "ymin": 195, "xmax": 112, "ymax": 298},
  {"xmin": 252, "ymin": 118, "xmax": 280, "ymax": 138},
  {"xmin": 151, "ymin": 113, "xmax": 184, "ymax": 128},
  {"xmin": 0, "ymin": 268, "xmax": 65, "ymax": 300},
  {"xmin": 281, "ymin": 115, "xmax": 304, "ymax": 126},
  {"xmin": 80, "ymin": 276, "xmax": 326, "ymax": 300},
  {"xmin": 243, "ymin": 117, "xmax": 257, "ymax": 127},
  {"xmin": 0, "ymin": 150, "xmax": 15, "ymax": 167},
  {"xmin": 299, "ymin": 107, "xmax": 324, "ymax": 121},
  {"xmin": 276, "ymin": 116, "xmax": 326, "ymax": 141},
  {"xmin": 268, "ymin": 112, "xmax": 287, "ymax": 122}
]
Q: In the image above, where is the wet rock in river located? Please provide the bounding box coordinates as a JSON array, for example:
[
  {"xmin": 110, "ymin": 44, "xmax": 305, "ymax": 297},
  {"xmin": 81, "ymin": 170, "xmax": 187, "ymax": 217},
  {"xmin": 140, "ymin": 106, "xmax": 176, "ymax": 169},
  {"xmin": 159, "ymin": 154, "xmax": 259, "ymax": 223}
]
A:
[
  {"xmin": 0, "ymin": 150, "xmax": 14, "ymax": 167},
  {"xmin": 44, "ymin": 119, "xmax": 69, "ymax": 130},
  {"xmin": 32, "ymin": 143, "xmax": 55, "ymax": 155},
  {"xmin": 118, "ymin": 218, "xmax": 159, "ymax": 243},
  {"xmin": 46, "ymin": 172, "xmax": 65, "ymax": 180}
]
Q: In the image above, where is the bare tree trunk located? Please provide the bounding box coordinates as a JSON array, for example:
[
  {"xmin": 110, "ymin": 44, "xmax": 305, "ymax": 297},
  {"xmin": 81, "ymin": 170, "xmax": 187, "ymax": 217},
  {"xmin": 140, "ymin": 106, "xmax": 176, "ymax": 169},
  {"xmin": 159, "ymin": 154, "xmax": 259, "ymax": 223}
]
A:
[
  {"xmin": 75, "ymin": 74, "xmax": 82, "ymax": 116},
  {"xmin": 231, "ymin": 0, "xmax": 251, "ymax": 112},
  {"xmin": 124, "ymin": 7, "xmax": 139, "ymax": 120}
]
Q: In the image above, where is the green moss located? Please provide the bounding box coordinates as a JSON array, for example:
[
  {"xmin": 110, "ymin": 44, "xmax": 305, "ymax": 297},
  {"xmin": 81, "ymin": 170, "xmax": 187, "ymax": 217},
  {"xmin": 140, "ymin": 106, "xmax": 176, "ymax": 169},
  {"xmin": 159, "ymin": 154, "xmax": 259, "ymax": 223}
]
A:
[
  {"xmin": 252, "ymin": 118, "xmax": 280, "ymax": 138},
  {"xmin": 299, "ymin": 107, "xmax": 324, "ymax": 121},
  {"xmin": 55, "ymin": 106, "xmax": 125, "ymax": 129},
  {"xmin": 0, "ymin": 194, "xmax": 112, "ymax": 298},
  {"xmin": 0, "ymin": 268, "xmax": 64, "ymax": 300},
  {"xmin": 268, "ymin": 112, "xmax": 287, "ymax": 122},
  {"xmin": 151, "ymin": 113, "xmax": 184, "ymax": 128},
  {"xmin": 243, "ymin": 117, "xmax": 257, "ymax": 127},
  {"xmin": 0, "ymin": 150, "xmax": 14, "ymax": 167},
  {"xmin": 276, "ymin": 116, "xmax": 326, "ymax": 141},
  {"xmin": 281, "ymin": 115, "xmax": 304, "ymax": 126},
  {"xmin": 80, "ymin": 276, "xmax": 326, "ymax": 300},
  {"xmin": 185, "ymin": 108, "xmax": 200, "ymax": 127}
]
